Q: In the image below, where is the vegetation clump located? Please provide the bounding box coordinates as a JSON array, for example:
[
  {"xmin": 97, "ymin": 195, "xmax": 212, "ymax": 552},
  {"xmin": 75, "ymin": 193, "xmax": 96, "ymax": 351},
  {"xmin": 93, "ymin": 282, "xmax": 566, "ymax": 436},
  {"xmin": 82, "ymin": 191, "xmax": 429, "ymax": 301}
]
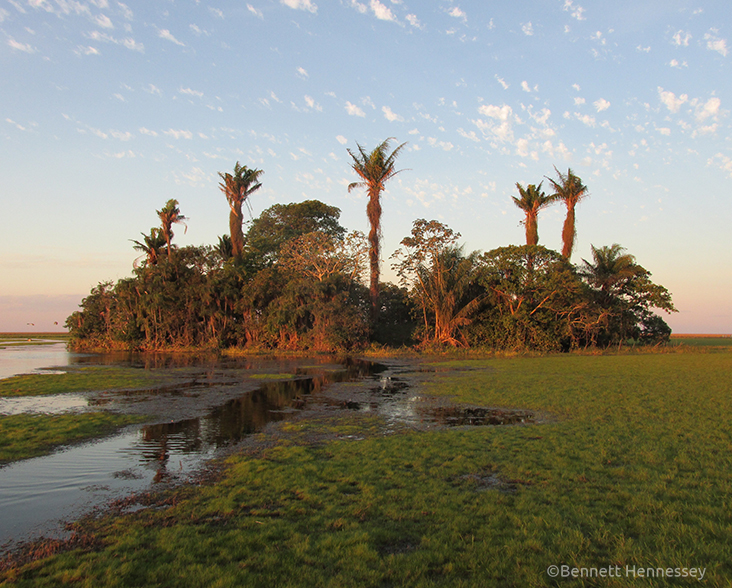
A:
[{"xmin": 66, "ymin": 148, "xmax": 676, "ymax": 353}]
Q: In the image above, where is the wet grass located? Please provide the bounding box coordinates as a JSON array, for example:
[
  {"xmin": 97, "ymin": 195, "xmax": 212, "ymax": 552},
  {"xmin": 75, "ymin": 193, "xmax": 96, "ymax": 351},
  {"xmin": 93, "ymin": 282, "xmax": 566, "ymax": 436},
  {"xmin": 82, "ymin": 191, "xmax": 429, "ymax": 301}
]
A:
[
  {"xmin": 2, "ymin": 351, "xmax": 731, "ymax": 586},
  {"xmin": 0, "ymin": 367, "xmax": 178, "ymax": 398},
  {"xmin": 0, "ymin": 413, "xmax": 146, "ymax": 464}
]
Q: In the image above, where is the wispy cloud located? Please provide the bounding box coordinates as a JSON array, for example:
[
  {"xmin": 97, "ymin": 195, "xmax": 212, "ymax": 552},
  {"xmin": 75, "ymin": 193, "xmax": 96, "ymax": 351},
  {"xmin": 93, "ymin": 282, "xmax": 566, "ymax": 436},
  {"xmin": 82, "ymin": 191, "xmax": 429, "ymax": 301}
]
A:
[
  {"xmin": 247, "ymin": 4, "xmax": 263, "ymax": 19},
  {"xmin": 7, "ymin": 37, "xmax": 36, "ymax": 53},
  {"xmin": 406, "ymin": 14, "xmax": 422, "ymax": 28},
  {"xmin": 495, "ymin": 76, "xmax": 509, "ymax": 90},
  {"xmin": 382, "ymin": 106, "xmax": 403, "ymax": 122},
  {"xmin": 164, "ymin": 129, "xmax": 193, "ymax": 140},
  {"xmin": 448, "ymin": 6, "xmax": 466, "ymax": 23},
  {"xmin": 179, "ymin": 87, "xmax": 203, "ymax": 98},
  {"xmin": 158, "ymin": 29, "xmax": 184, "ymax": 46},
  {"xmin": 296, "ymin": 66, "xmax": 309, "ymax": 79},
  {"xmin": 281, "ymin": 0, "xmax": 317, "ymax": 14},
  {"xmin": 522, "ymin": 22, "xmax": 534, "ymax": 36}
]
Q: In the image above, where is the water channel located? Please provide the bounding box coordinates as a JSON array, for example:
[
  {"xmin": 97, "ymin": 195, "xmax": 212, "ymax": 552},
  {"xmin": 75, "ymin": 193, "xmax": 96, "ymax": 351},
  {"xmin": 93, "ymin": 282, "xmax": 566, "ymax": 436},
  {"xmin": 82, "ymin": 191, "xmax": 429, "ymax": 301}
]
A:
[{"xmin": 0, "ymin": 343, "xmax": 534, "ymax": 551}]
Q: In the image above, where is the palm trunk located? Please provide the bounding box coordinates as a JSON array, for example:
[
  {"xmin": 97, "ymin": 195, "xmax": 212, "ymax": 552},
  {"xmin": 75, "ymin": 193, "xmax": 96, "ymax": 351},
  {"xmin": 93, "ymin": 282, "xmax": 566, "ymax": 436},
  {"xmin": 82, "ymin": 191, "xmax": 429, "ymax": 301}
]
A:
[
  {"xmin": 230, "ymin": 203, "xmax": 244, "ymax": 258},
  {"xmin": 561, "ymin": 205, "xmax": 576, "ymax": 259},
  {"xmin": 367, "ymin": 188, "xmax": 382, "ymax": 324}
]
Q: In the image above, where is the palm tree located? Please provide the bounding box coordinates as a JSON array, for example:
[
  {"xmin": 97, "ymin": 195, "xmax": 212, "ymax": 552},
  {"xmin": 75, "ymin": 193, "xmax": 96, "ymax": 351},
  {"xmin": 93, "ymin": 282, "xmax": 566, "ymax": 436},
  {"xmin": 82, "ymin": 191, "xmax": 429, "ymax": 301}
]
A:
[
  {"xmin": 131, "ymin": 228, "xmax": 167, "ymax": 267},
  {"xmin": 347, "ymin": 138, "xmax": 407, "ymax": 322},
  {"xmin": 580, "ymin": 244, "xmax": 643, "ymax": 298},
  {"xmin": 218, "ymin": 162, "xmax": 263, "ymax": 258},
  {"xmin": 511, "ymin": 182, "xmax": 555, "ymax": 246},
  {"xmin": 156, "ymin": 199, "xmax": 187, "ymax": 258},
  {"xmin": 545, "ymin": 167, "xmax": 589, "ymax": 260}
]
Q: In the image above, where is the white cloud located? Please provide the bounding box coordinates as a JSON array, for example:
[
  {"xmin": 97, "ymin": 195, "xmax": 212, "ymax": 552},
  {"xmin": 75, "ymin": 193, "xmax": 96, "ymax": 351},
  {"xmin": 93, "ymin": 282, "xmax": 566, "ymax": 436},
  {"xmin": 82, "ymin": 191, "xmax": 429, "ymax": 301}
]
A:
[
  {"xmin": 709, "ymin": 153, "xmax": 732, "ymax": 178},
  {"xmin": 448, "ymin": 6, "xmax": 466, "ymax": 22},
  {"xmin": 696, "ymin": 97, "xmax": 720, "ymax": 121},
  {"xmin": 704, "ymin": 30, "xmax": 728, "ymax": 57},
  {"xmin": 658, "ymin": 87, "xmax": 688, "ymax": 113},
  {"xmin": 345, "ymin": 102, "xmax": 365, "ymax": 117},
  {"xmin": 657, "ymin": 127, "xmax": 671, "ymax": 136},
  {"xmin": 75, "ymin": 45, "xmax": 100, "ymax": 55},
  {"xmin": 158, "ymin": 29, "xmax": 184, "ymax": 46},
  {"xmin": 164, "ymin": 129, "xmax": 193, "ymax": 140},
  {"xmin": 296, "ymin": 67, "xmax": 309, "ymax": 79},
  {"xmin": 563, "ymin": 0, "xmax": 585, "ymax": 21},
  {"xmin": 495, "ymin": 76, "xmax": 509, "ymax": 90},
  {"xmin": 145, "ymin": 84, "xmax": 162, "ymax": 96},
  {"xmin": 672, "ymin": 30, "xmax": 691, "ymax": 47},
  {"xmin": 575, "ymin": 113, "xmax": 596, "ymax": 127},
  {"xmin": 669, "ymin": 59, "xmax": 688, "ymax": 69},
  {"xmin": 336, "ymin": 135, "xmax": 348, "ymax": 145},
  {"xmin": 574, "ymin": 97, "xmax": 585, "ymax": 106},
  {"xmin": 594, "ymin": 98, "xmax": 610, "ymax": 112},
  {"xmin": 139, "ymin": 127, "xmax": 158, "ymax": 137},
  {"xmin": 382, "ymin": 106, "xmax": 403, "ymax": 122},
  {"xmin": 457, "ymin": 128, "xmax": 479, "ymax": 142},
  {"xmin": 281, "ymin": 0, "xmax": 317, "ymax": 14},
  {"xmin": 179, "ymin": 87, "xmax": 203, "ymax": 98},
  {"xmin": 118, "ymin": 2, "xmax": 133, "ymax": 20},
  {"xmin": 0, "ymin": 8, "xmax": 9, "ymax": 21},
  {"xmin": 370, "ymin": 0, "xmax": 395, "ymax": 21},
  {"xmin": 521, "ymin": 81, "xmax": 535, "ymax": 93},
  {"xmin": 406, "ymin": 14, "xmax": 421, "ymax": 28},
  {"xmin": 304, "ymin": 95, "xmax": 322, "ymax": 111},
  {"xmin": 7, "ymin": 38, "xmax": 36, "ymax": 53},
  {"xmin": 122, "ymin": 37, "xmax": 143, "ymax": 52},
  {"xmin": 247, "ymin": 4, "xmax": 263, "ymax": 18},
  {"xmin": 111, "ymin": 130, "xmax": 133, "ymax": 140},
  {"xmin": 93, "ymin": 14, "xmax": 114, "ymax": 28},
  {"xmin": 530, "ymin": 108, "xmax": 551, "ymax": 125},
  {"xmin": 478, "ymin": 104, "xmax": 512, "ymax": 120},
  {"xmin": 522, "ymin": 22, "xmax": 534, "ymax": 36},
  {"xmin": 209, "ymin": 7, "xmax": 224, "ymax": 18}
]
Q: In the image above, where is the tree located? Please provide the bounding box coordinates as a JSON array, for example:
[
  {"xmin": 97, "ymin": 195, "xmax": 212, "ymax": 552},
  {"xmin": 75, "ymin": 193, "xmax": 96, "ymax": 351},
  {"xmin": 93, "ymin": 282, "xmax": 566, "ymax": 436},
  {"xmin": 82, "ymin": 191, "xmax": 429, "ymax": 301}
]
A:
[
  {"xmin": 347, "ymin": 138, "xmax": 407, "ymax": 323},
  {"xmin": 546, "ymin": 167, "xmax": 589, "ymax": 260},
  {"xmin": 245, "ymin": 200, "xmax": 345, "ymax": 268},
  {"xmin": 218, "ymin": 162, "xmax": 263, "ymax": 258},
  {"xmin": 156, "ymin": 199, "xmax": 187, "ymax": 258},
  {"xmin": 512, "ymin": 182, "xmax": 555, "ymax": 246},
  {"xmin": 580, "ymin": 244, "xmax": 677, "ymax": 345},
  {"xmin": 280, "ymin": 230, "xmax": 367, "ymax": 283},
  {"xmin": 392, "ymin": 219, "xmax": 484, "ymax": 346},
  {"xmin": 130, "ymin": 227, "xmax": 167, "ymax": 267}
]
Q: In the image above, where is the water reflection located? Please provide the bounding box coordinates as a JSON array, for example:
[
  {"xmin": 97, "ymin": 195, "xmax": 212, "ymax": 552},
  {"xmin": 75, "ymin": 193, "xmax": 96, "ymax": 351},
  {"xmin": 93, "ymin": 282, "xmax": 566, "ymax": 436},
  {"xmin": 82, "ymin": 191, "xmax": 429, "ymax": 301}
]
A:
[{"xmin": 0, "ymin": 342, "xmax": 72, "ymax": 380}]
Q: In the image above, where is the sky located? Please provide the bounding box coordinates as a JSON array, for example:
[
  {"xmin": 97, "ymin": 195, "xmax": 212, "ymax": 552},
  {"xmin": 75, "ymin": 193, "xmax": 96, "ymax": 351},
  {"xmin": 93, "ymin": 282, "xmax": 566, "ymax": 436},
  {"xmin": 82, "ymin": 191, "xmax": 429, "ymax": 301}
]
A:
[{"xmin": 1, "ymin": 0, "xmax": 730, "ymax": 334}]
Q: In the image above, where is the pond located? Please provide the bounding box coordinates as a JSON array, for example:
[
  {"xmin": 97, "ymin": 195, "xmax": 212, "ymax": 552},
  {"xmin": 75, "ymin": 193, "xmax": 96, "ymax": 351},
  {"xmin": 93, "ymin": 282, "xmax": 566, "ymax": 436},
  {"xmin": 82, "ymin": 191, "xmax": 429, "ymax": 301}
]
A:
[{"xmin": 0, "ymin": 345, "xmax": 535, "ymax": 551}]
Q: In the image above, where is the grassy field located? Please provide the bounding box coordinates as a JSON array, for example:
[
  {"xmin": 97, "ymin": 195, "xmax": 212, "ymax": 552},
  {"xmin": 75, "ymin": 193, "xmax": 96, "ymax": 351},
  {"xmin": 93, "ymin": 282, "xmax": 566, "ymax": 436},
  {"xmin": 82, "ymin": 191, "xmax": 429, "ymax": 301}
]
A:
[
  {"xmin": 669, "ymin": 335, "xmax": 732, "ymax": 347},
  {"xmin": 0, "ymin": 367, "xmax": 180, "ymax": 398},
  {"xmin": 0, "ymin": 413, "xmax": 146, "ymax": 464},
  {"xmin": 2, "ymin": 350, "xmax": 731, "ymax": 586}
]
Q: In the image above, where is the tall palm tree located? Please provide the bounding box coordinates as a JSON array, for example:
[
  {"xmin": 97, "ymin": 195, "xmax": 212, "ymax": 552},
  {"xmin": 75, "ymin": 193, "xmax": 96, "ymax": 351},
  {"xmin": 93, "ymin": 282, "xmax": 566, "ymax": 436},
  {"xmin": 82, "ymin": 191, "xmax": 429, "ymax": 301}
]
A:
[
  {"xmin": 156, "ymin": 199, "xmax": 187, "ymax": 258},
  {"xmin": 511, "ymin": 182, "xmax": 555, "ymax": 246},
  {"xmin": 131, "ymin": 227, "xmax": 167, "ymax": 267},
  {"xmin": 545, "ymin": 167, "xmax": 589, "ymax": 260},
  {"xmin": 347, "ymin": 138, "xmax": 407, "ymax": 322},
  {"xmin": 218, "ymin": 162, "xmax": 263, "ymax": 258}
]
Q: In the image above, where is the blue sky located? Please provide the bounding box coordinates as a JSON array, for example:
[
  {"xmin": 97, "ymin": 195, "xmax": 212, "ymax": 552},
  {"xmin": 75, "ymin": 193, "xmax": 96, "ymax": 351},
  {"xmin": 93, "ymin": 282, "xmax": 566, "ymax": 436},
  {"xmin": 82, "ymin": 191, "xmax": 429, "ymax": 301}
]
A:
[{"xmin": 1, "ymin": 0, "xmax": 730, "ymax": 333}]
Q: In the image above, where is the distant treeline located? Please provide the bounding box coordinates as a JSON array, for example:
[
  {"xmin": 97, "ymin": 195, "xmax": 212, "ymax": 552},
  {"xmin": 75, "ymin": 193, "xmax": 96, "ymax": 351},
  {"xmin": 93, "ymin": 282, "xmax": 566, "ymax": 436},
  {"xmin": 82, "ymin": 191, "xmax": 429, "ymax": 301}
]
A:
[{"xmin": 67, "ymin": 145, "xmax": 676, "ymax": 351}]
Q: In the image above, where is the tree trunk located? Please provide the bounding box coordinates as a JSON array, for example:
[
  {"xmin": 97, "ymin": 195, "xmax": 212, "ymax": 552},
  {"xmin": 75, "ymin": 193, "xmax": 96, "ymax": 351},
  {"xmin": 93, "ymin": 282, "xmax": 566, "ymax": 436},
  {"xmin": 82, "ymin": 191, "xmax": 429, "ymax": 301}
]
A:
[
  {"xmin": 561, "ymin": 205, "xmax": 576, "ymax": 259},
  {"xmin": 230, "ymin": 203, "xmax": 244, "ymax": 258},
  {"xmin": 367, "ymin": 189, "xmax": 382, "ymax": 324}
]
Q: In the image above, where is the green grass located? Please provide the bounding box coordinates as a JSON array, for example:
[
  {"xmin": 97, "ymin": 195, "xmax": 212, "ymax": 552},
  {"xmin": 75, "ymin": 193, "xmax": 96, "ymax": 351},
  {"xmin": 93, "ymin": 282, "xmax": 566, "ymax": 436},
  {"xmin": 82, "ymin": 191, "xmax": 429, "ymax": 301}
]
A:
[
  {"xmin": 0, "ymin": 367, "xmax": 178, "ymax": 397},
  {"xmin": 249, "ymin": 373, "xmax": 297, "ymax": 380},
  {"xmin": 2, "ymin": 351, "xmax": 731, "ymax": 587},
  {"xmin": 0, "ymin": 413, "xmax": 147, "ymax": 464},
  {"xmin": 669, "ymin": 336, "xmax": 732, "ymax": 347}
]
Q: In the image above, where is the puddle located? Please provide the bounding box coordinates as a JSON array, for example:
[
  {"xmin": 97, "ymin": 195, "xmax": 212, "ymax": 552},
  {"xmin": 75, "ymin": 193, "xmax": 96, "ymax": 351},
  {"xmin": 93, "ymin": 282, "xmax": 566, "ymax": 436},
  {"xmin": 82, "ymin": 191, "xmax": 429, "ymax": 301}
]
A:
[{"xmin": 421, "ymin": 406, "xmax": 534, "ymax": 426}]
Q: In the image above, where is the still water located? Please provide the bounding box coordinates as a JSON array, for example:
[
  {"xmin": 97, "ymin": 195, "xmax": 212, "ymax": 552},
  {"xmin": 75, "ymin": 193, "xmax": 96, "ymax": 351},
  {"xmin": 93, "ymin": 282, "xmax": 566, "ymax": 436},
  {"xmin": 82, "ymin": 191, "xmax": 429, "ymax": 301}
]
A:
[{"xmin": 0, "ymin": 346, "xmax": 384, "ymax": 548}]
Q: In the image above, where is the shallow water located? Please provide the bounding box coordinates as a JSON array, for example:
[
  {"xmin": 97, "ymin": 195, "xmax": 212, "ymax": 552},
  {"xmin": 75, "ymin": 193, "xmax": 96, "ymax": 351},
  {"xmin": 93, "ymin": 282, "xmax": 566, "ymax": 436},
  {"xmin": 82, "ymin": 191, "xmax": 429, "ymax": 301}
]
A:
[
  {"xmin": 0, "ymin": 355, "xmax": 382, "ymax": 547},
  {"xmin": 0, "ymin": 342, "xmax": 72, "ymax": 380}
]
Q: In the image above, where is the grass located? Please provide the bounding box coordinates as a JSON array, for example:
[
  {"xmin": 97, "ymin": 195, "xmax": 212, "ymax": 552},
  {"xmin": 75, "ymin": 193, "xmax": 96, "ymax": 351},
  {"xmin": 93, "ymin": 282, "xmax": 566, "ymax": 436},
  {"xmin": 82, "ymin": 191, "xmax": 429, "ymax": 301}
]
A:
[
  {"xmin": 2, "ymin": 350, "xmax": 731, "ymax": 586},
  {"xmin": 668, "ymin": 336, "xmax": 732, "ymax": 347},
  {"xmin": 0, "ymin": 367, "xmax": 179, "ymax": 398},
  {"xmin": 0, "ymin": 413, "xmax": 147, "ymax": 464}
]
